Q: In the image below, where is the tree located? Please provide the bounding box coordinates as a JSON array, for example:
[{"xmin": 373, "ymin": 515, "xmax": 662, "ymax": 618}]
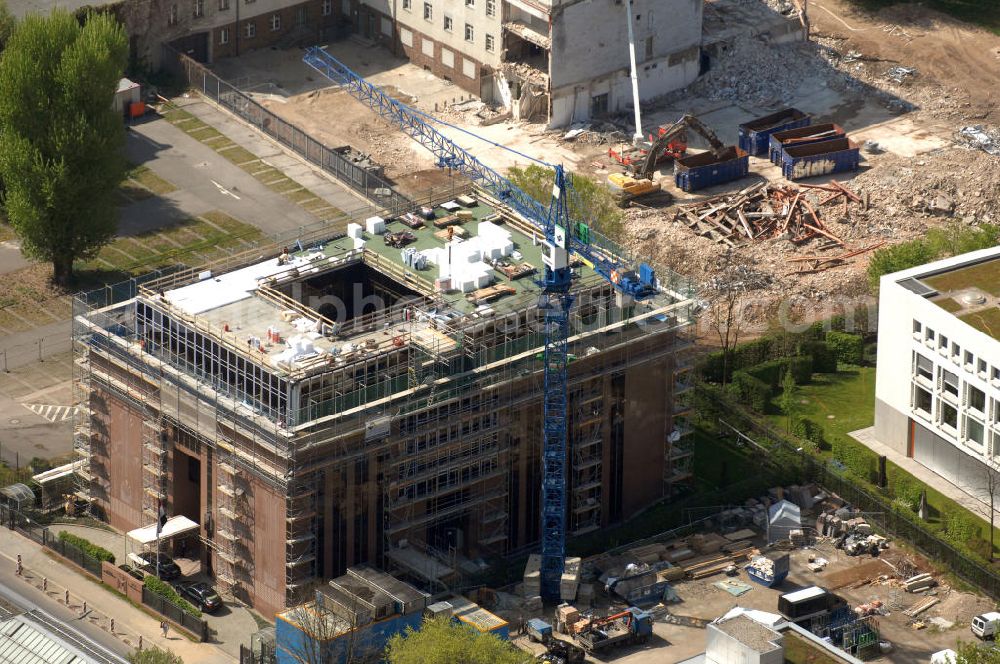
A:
[
  {"xmin": 385, "ymin": 616, "xmax": 532, "ymax": 664},
  {"xmin": 779, "ymin": 369, "xmax": 799, "ymax": 434},
  {"xmin": 128, "ymin": 646, "xmax": 183, "ymax": 664},
  {"xmin": 282, "ymin": 595, "xmax": 377, "ymax": 664},
  {"xmin": 0, "ymin": 10, "xmax": 128, "ymax": 287},
  {"xmin": 964, "ymin": 457, "xmax": 1000, "ymax": 562},
  {"xmin": 507, "ymin": 164, "xmax": 624, "ymax": 240},
  {"xmin": 704, "ymin": 251, "xmax": 753, "ymax": 386},
  {"xmin": 954, "ymin": 640, "xmax": 1000, "ymax": 663}
]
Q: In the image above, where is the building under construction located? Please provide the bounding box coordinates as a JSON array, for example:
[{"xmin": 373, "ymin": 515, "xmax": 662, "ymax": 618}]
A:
[{"xmin": 72, "ymin": 190, "xmax": 696, "ymax": 617}]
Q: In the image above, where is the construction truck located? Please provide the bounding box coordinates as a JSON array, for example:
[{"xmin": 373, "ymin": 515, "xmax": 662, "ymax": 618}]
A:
[
  {"xmin": 606, "ymin": 115, "xmax": 725, "ymax": 206},
  {"xmin": 574, "ymin": 607, "xmax": 653, "ymax": 654}
]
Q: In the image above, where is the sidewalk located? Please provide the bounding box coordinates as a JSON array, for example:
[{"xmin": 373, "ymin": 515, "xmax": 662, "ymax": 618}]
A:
[
  {"xmin": 0, "ymin": 526, "xmax": 236, "ymax": 663},
  {"xmin": 850, "ymin": 426, "xmax": 1000, "ymax": 523}
]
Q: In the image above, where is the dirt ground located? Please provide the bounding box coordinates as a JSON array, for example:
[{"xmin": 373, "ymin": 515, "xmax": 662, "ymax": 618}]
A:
[
  {"xmin": 210, "ymin": 0, "xmax": 1000, "ymax": 324},
  {"xmin": 511, "ymin": 535, "xmax": 993, "ymax": 664}
]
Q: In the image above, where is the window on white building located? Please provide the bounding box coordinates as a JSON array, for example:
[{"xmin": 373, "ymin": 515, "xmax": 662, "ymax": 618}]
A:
[
  {"xmin": 951, "ymin": 342, "xmax": 961, "ymax": 360},
  {"xmin": 464, "ymin": 23, "xmax": 474, "ymax": 41},
  {"xmin": 914, "ymin": 353, "xmax": 933, "ymax": 382},
  {"xmin": 219, "ymin": 27, "xmax": 229, "ymax": 43},
  {"xmin": 941, "ymin": 402, "xmax": 958, "ymax": 429},
  {"xmin": 167, "ymin": 3, "xmax": 178, "ymax": 25},
  {"xmin": 424, "ymin": 2, "xmax": 433, "ymax": 20},
  {"xmin": 444, "ymin": 15, "xmax": 453, "ymax": 31},
  {"xmin": 403, "ymin": 0, "xmax": 411, "ymax": 9},
  {"xmin": 966, "ymin": 416, "xmax": 985, "ymax": 446},
  {"xmin": 322, "ymin": 0, "xmax": 332, "ymax": 15},
  {"xmin": 979, "ymin": 359, "xmax": 988, "ymax": 377},
  {"xmin": 941, "ymin": 369, "xmax": 959, "ymax": 398},
  {"xmin": 244, "ymin": 20, "xmax": 255, "ymax": 37},
  {"xmin": 939, "ymin": 334, "xmax": 948, "ymax": 350},
  {"xmin": 270, "ymin": 13, "xmax": 281, "ymax": 30},
  {"xmin": 925, "ymin": 327, "xmax": 935, "ymax": 343},
  {"xmin": 485, "ymin": 33, "xmax": 495, "ymax": 51},
  {"xmin": 219, "ymin": 0, "xmax": 229, "ymax": 9},
  {"xmin": 964, "ymin": 350, "xmax": 974, "ymax": 369},
  {"xmin": 486, "ymin": 0, "xmax": 495, "ymax": 17},
  {"xmin": 465, "ymin": 0, "xmax": 474, "ymax": 6},
  {"xmin": 400, "ymin": 27, "xmax": 413, "ymax": 46},
  {"xmin": 913, "ymin": 320, "xmax": 922, "ymax": 336},
  {"xmin": 193, "ymin": 0, "xmax": 203, "ymax": 18},
  {"xmin": 913, "ymin": 385, "xmax": 932, "ymax": 416},
  {"xmin": 968, "ymin": 385, "xmax": 986, "ymax": 413}
]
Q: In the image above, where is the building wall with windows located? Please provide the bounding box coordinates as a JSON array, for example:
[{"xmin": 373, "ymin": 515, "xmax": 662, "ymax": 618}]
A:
[{"xmin": 874, "ymin": 247, "xmax": 1000, "ymax": 501}]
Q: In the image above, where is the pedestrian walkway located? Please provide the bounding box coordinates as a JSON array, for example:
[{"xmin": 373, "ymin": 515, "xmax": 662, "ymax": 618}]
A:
[
  {"xmin": 0, "ymin": 526, "xmax": 236, "ymax": 663},
  {"xmin": 850, "ymin": 426, "xmax": 1000, "ymax": 523}
]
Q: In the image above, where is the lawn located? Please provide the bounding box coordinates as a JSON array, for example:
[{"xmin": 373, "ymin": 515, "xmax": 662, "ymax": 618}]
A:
[
  {"xmin": 765, "ymin": 365, "xmax": 1000, "ymax": 559},
  {"xmin": 78, "ymin": 212, "xmax": 264, "ymax": 276},
  {"xmin": 127, "ymin": 165, "xmax": 177, "ymax": 196},
  {"xmin": 766, "ymin": 367, "xmax": 877, "ymax": 442},
  {"xmin": 784, "ymin": 632, "xmax": 845, "ymax": 664}
]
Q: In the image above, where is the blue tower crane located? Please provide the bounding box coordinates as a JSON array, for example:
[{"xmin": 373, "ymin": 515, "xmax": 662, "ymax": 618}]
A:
[{"xmin": 302, "ymin": 46, "xmax": 658, "ymax": 600}]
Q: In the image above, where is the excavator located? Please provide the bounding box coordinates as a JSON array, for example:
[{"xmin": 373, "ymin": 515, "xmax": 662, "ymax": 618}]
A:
[{"xmin": 607, "ymin": 114, "xmax": 726, "ymax": 206}]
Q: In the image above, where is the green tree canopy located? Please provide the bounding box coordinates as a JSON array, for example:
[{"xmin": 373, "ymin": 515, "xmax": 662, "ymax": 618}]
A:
[
  {"xmin": 385, "ymin": 617, "xmax": 532, "ymax": 664},
  {"xmin": 507, "ymin": 164, "xmax": 624, "ymax": 240},
  {"xmin": 955, "ymin": 640, "xmax": 1000, "ymax": 663},
  {"xmin": 127, "ymin": 646, "xmax": 183, "ymax": 664},
  {"xmin": 0, "ymin": 10, "xmax": 127, "ymax": 286}
]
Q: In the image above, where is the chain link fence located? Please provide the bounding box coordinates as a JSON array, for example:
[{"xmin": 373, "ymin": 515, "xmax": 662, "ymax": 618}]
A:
[
  {"xmin": 161, "ymin": 44, "xmax": 413, "ymax": 215},
  {"xmin": 707, "ymin": 385, "xmax": 1000, "ymax": 601}
]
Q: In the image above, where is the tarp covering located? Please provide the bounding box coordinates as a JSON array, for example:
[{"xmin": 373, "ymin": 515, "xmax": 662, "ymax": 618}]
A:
[
  {"xmin": 767, "ymin": 499, "xmax": 801, "ymax": 544},
  {"xmin": 126, "ymin": 515, "xmax": 199, "ymax": 545}
]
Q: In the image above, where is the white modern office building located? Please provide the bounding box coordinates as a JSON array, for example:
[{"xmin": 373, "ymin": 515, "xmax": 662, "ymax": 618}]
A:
[{"xmin": 874, "ymin": 246, "xmax": 1000, "ymax": 499}]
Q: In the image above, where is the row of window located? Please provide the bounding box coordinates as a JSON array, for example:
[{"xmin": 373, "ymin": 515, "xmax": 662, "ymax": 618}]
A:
[
  {"xmin": 913, "ymin": 320, "xmax": 1000, "ymax": 384},
  {"xmin": 169, "ymin": 0, "xmax": 334, "ymax": 28},
  {"xmin": 404, "ymin": 0, "xmax": 496, "ymax": 18}
]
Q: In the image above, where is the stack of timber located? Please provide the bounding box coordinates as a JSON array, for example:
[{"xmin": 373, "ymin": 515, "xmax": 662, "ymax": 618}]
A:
[
  {"xmin": 903, "ymin": 573, "xmax": 936, "ymax": 593},
  {"xmin": 672, "ymin": 181, "xmax": 877, "ymax": 273},
  {"xmin": 903, "ymin": 596, "xmax": 939, "ymax": 617}
]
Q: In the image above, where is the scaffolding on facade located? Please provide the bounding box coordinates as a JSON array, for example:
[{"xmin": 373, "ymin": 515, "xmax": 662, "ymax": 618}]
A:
[{"xmin": 72, "ymin": 187, "xmax": 699, "ymax": 605}]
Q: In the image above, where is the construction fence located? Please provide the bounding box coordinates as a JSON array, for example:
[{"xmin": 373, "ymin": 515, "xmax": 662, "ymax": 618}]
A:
[
  {"xmin": 707, "ymin": 386, "xmax": 1000, "ymax": 601},
  {"xmin": 160, "ymin": 44, "xmax": 413, "ymax": 215}
]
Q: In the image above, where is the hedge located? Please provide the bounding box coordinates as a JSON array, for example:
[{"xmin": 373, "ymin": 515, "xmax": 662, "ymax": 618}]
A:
[
  {"xmin": 800, "ymin": 340, "xmax": 837, "ymax": 373},
  {"xmin": 729, "ymin": 371, "xmax": 771, "ymax": 412},
  {"xmin": 143, "ymin": 575, "xmax": 202, "ymax": 618},
  {"xmin": 792, "ymin": 417, "xmax": 828, "ymax": 450},
  {"xmin": 826, "ymin": 330, "xmax": 864, "ymax": 366},
  {"xmin": 745, "ymin": 355, "xmax": 813, "ymax": 388},
  {"xmin": 57, "ymin": 531, "xmax": 115, "ymax": 564}
]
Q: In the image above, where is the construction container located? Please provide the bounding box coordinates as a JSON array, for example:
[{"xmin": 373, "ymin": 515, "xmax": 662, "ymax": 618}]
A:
[
  {"xmin": 738, "ymin": 108, "xmax": 810, "ymax": 156},
  {"xmin": 674, "ymin": 147, "xmax": 749, "ymax": 192},
  {"xmin": 769, "ymin": 123, "xmax": 845, "ymax": 164},
  {"xmin": 780, "ymin": 137, "xmax": 860, "ymax": 181}
]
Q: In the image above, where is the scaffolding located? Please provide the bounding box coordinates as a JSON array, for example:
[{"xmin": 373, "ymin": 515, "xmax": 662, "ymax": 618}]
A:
[{"xmin": 72, "ymin": 190, "xmax": 698, "ymax": 609}]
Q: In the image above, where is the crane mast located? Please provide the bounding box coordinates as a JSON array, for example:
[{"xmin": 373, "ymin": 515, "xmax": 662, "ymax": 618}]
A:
[{"xmin": 303, "ymin": 46, "xmax": 657, "ymax": 600}]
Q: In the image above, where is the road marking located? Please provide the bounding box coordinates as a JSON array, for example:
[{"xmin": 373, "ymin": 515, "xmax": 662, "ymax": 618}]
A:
[
  {"xmin": 211, "ymin": 179, "xmax": 241, "ymax": 200},
  {"xmin": 22, "ymin": 404, "xmax": 76, "ymax": 423}
]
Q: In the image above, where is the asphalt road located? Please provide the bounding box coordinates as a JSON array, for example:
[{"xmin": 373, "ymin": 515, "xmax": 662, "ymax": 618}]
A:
[{"xmin": 0, "ymin": 564, "xmax": 130, "ymax": 663}]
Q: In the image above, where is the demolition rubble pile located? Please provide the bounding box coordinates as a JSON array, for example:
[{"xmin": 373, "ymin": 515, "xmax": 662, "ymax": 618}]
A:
[{"xmin": 671, "ymin": 181, "xmax": 885, "ymax": 273}]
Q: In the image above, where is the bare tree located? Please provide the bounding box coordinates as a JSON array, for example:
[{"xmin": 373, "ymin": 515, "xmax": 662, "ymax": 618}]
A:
[
  {"xmin": 967, "ymin": 457, "xmax": 1000, "ymax": 562},
  {"xmin": 704, "ymin": 251, "xmax": 756, "ymax": 385},
  {"xmin": 283, "ymin": 589, "xmax": 378, "ymax": 664}
]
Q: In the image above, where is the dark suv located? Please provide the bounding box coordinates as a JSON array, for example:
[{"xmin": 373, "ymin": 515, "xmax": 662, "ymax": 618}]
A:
[
  {"xmin": 178, "ymin": 582, "xmax": 223, "ymax": 612},
  {"xmin": 132, "ymin": 551, "xmax": 181, "ymax": 580}
]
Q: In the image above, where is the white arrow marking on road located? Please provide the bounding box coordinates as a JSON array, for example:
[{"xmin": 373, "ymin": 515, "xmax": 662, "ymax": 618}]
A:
[{"xmin": 211, "ymin": 180, "xmax": 241, "ymax": 200}]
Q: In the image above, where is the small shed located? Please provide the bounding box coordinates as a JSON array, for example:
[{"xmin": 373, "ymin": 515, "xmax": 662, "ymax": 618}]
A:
[
  {"xmin": 767, "ymin": 499, "xmax": 801, "ymax": 544},
  {"xmin": 113, "ymin": 78, "xmax": 142, "ymax": 116}
]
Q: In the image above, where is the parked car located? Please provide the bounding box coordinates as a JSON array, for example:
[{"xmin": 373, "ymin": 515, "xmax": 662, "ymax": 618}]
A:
[
  {"xmin": 128, "ymin": 551, "xmax": 181, "ymax": 581},
  {"xmin": 177, "ymin": 582, "xmax": 222, "ymax": 612}
]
